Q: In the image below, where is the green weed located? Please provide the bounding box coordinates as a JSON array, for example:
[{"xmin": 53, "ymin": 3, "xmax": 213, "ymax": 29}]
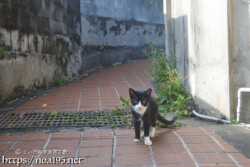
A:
[
  {"xmin": 0, "ymin": 48, "xmax": 4, "ymax": 55},
  {"xmin": 50, "ymin": 111, "xmax": 57, "ymax": 117},
  {"xmin": 112, "ymin": 96, "xmax": 130, "ymax": 116},
  {"xmin": 231, "ymin": 120, "xmax": 239, "ymax": 124},
  {"xmin": 144, "ymin": 39, "xmax": 191, "ymax": 117},
  {"xmin": 112, "ymin": 62, "xmax": 122, "ymax": 67},
  {"xmin": 55, "ymin": 75, "xmax": 67, "ymax": 86}
]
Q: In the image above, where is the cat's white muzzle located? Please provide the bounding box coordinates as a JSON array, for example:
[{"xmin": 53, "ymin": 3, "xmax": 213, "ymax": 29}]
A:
[{"xmin": 133, "ymin": 102, "xmax": 147, "ymax": 115}]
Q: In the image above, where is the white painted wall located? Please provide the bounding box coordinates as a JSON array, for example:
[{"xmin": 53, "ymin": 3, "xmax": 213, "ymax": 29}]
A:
[{"xmin": 164, "ymin": 0, "xmax": 250, "ymax": 121}]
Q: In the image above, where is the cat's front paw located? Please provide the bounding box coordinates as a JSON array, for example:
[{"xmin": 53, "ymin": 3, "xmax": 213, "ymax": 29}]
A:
[
  {"xmin": 134, "ymin": 138, "xmax": 140, "ymax": 143},
  {"xmin": 144, "ymin": 137, "xmax": 152, "ymax": 145}
]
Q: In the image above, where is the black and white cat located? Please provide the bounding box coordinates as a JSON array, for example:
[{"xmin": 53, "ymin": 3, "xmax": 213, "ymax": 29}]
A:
[{"xmin": 129, "ymin": 88, "xmax": 177, "ymax": 145}]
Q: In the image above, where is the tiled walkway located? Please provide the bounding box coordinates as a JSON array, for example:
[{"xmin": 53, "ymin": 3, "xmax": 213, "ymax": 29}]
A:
[
  {"xmin": 1, "ymin": 59, "xmax": 250, "ymax": 166},
  {"xmin": 12, "ymin": 59, "xmax": 155, "ymax": 113},
  {"xmin": 1, "ymin": 127, "xmax": 250, "ymax": 167}
]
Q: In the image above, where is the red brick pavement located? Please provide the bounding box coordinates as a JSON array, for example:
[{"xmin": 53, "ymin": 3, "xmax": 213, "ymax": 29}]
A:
[
  {"xmin": 12, "ymin": 59, "xmax": 154, "ymax": 114},
  {"xmin": 0, "ymin": 127, "xmax": 249, "ymax": 167},
  {"xmin": 2, "ymin": 59, "xmax": 250, "ymax": 166}
]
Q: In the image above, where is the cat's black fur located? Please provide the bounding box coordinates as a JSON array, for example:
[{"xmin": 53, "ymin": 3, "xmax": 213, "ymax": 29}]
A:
[{"xmin": 129, "ymin": 88, "xmax": 177, "ymax": 142}]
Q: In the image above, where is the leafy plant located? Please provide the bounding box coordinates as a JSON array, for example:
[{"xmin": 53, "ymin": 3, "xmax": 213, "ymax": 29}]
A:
[
  {"xmin": 119, "ymin": 96, "xmax": 130, "ymax": 111},
  {"xmin": 50, "ymin": 111, "xmax": 57, "ymax": 117},
  {"xmin": 8, "ymin": 123, "xmax": 14, "ymax": 128},
  {"xmin": 0, "ymin": 48, "xmax": 4, "ymax": 55},
  {"xmin": 112, "ymin": 62, "xmax": 122, "ymax": 67},
  {"xmin": 112, "ymin": 96, "xmax": 130, "ymax": 116},
  {"xmin": 55, "ymin": 75, "xmax": 67, "ymax": 86},
  {"xmin": 157, "ymin": 69, "xmax": 191, "ymax": 116},
  {"xmin": 144, "ymin": 39, "xmax": 191, "ymax": 117},
  {"xmin": 113, "ymin": 106, "xmax": 123, "ymax": 116},
  {"xmin": 231, "ymin": 120, "xmax": 239, "ymax": 124}
]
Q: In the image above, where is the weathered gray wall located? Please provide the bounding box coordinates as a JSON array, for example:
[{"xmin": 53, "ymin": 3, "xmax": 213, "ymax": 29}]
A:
[
  {"xmin": 164, "ymin": 0, "xmax": 250, "ymax": 122},
  {"xmin": 0, "ymin": 0, "xmax": 82, "ymax": 101},
  {"xmin": 0, "ymin": 0, "xmax": 165, "ymax": 102},
  {"xmin": 80, "ymin": 0, "xmax": 165, "ymax": 70},
  {"xmin": 229, "ymin": 0, "xmax": 250, "ymax": 122}
]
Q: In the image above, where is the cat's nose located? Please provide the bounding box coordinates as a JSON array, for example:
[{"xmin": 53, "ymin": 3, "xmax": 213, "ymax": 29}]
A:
[{"xmin": 138, "ymin": 106, "xmax": 142, "ymax": 110}]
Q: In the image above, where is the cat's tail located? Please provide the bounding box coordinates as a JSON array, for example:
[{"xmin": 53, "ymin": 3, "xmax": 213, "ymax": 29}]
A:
[{"xmin": 157, "ymin": 114, "xmax": 177, "ymax": 125}]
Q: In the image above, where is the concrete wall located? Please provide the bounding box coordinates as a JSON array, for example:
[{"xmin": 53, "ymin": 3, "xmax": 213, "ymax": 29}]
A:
[
  {"xmin": 0, "ymin": 0, "xmax": 165, "ymax": 102},
  {"xmin": 80, "ymin": 0, "xmax": 165, "ymax": 70},
  {"xmin": 0, "ymin": 0, "xmax": 82, "ymax": 101},
  {"xmin": 164, "ymin": 0, "xmax": 250, "ymax": 122},
  {"xmin": 229, "ymin": 0, "xmax": 250, "ymax": 122}
]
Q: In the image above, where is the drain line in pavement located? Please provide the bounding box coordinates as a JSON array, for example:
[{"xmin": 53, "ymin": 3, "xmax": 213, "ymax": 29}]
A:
[
  {"xmin": 172, "ymin": 129, "xmax": 199, "ymax": 167},
  {"xmin": 55, "ymin": 87, "xmax": 67, "ymax": 112},
  {"xmin": 111, "ymin": 130, "xmax": 116, "ymax": 167},
  {"xmin": 107, "ymin": 70, "xmax": 123, "ymax": 108},
  {"xmin": 127, "ymin": 63, "xmax": 147, "ymax": 89},
  {"xmin": 3, "ymin": 134, "xmax": 21, "ymax": 156},
  {"xmin": 77, "ymin": 83, "xmax": 84, "ymax": 112},
  {"xmin": 30, "ymin": 133, "xmax": 52, "ymax": 167},
  {"xmin": 96, "ymin": 73, "xmax": 103, "ymax": 111},
  {"xmin": 149, "ymin": 145, "xmax": 157, "ymax": 167},
  {"xmin": 72, "ymin": 131, "xmax": 84, "ymax": 167},
  {"xmin": 117, "ymin": 67, "xmax": 132, "ymax": 88},
  {"xmin": 200, "ymin": 127, "xmax": 241, "ymax": 167}
]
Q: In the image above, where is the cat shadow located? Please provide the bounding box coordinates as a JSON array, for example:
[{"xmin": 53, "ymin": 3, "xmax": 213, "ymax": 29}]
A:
[{"xmin": 150, "ymin": 128, "xmax": 179, "ymax": 145}]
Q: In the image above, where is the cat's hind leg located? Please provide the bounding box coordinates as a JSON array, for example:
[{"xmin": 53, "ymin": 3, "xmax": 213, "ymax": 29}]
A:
[
  {"xmin": 143, "ymin": 122, "xmax": 152, "ymax": 145},
  {"xmin": 150, "ymin": 127, "xmax": 156, "ymax": 138},
  {"xmin": 150, "ymin": 118, "xmax": 156, "ymax": 138}
]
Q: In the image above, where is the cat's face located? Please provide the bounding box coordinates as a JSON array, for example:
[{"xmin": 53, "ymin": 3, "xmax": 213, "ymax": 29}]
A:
[{"xmin": 129, "ymin": 88, "xmax": 152, "ymax": 115}]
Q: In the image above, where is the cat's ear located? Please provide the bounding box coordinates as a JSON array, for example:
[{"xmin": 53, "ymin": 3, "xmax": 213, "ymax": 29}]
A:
[
  {"xmin": 129, "ymin": 88, "xmax": 135, "ymax": 95},
  {"xmin": 145, "ymin": 88, "xmax": 152, "ymax": 96}
]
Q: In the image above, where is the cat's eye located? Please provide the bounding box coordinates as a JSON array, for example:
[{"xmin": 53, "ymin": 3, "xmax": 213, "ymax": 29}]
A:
[
  {"xmin": 134, "ymin": 100, "xmax": 138, "ymax": 103},
  {"xmin": 142, "ymin": 100, "xmax": 146, "ymax": 103}
]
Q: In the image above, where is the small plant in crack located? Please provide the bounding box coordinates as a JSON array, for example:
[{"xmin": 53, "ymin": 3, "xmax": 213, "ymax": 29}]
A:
[
  {"xmin": 112, "ymin": 62, "xmax": 122, "ymax": 67},
  {"xmin": 73, "ymin": 119, "xmax": 77, "ymax": 125},
  {"xmin": 108, "ymin": 118, "xmax": 113, "ymax": 124},
  {"xmin": 8, "ymin": 123, "xmax": 14, "ymax": 128},
  {"xmin": 55, "ymin": 75, "xmax": 67, "ymax": 86},
  {"xmin": 94, "ymin": 119, "xmax": 98, "ymax": 124},
  {"xmin": 50, "ymin": 111, "xmax": 57, "ymax": 117},
  {"xmin": 112, "ymin": 96, "xmax": 130, "ymax": 116},
  {"xmin": 0, "ymin": 47, "xmax": 4, "ymax": 55},
  {"xmin": 120, "ymin": 96, "xmax": 130, "ymax": 110},
  {"xmin": 63, "ymin": 120, "xmax": 67, "ymax": 125},
  {"xmin": 45, "ymin": 115, "xmax": 50, "ymax": 120},
  {"xmin": 231, "ymin": 120, "xmax": 239, "ymax": 124},
  {"xmin": 64, "ymin": 113, "xmax": 69, "ymax": 117}
]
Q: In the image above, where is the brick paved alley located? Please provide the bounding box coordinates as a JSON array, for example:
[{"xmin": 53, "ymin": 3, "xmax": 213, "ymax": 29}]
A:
[{"xmin": 0, "ymin": 59, "xmax": 250, "ymax": 167}]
